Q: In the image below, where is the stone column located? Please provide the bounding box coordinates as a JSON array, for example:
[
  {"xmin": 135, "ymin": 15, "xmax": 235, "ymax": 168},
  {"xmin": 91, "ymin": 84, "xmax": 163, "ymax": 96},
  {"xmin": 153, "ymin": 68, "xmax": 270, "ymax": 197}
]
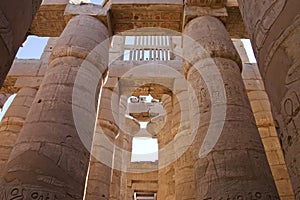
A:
[
  {"xmin": 85, "ymin": 86, "xmax": 119, "ymax": 200},
  {"xmin": 0, "ymin": 88, "xmax": 37, "ymax": 175},
  {"xmin": 0, "ymin": 15, "xmax": 109, "ymax": 199},
  {"xmin": 237, "ymin": 0, "xmax": 300, "ymax": 197},
  {"xmin": 119, "ymin": 132, "xmax": 132, "ymax": 200},
  {"xmin": 183, "ymin": 16, "xmax": 279, "ymax": 199},
  {"xmin": 108, "ymin": 81, "xmax": 122, "ymax": 200},
  {"xmin": 173, "ymin": 90, "xmax": 196, "ymax": 200},
  {"xmin": 118, "ymin": 95, "xmax": 135, "ymax": 200},
  {"xmin": 109, "ymin": 133, "xmax": 122, "ymax": 200},
  {"xmin": 157, "ymin": 94, "xmax": 175, "ymax": 200},
  {"xmin": 0, "ymin": 0, "xmax": 42, "ymax": 87}
]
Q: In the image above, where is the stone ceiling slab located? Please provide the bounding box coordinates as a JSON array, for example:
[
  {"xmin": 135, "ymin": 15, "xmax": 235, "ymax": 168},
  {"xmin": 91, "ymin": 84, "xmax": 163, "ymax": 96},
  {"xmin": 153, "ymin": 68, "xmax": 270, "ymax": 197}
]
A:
[
  {"xmin": 28, "ymin": 1, "xmax": 248, "ymax": 38},
  {"xmin": 110, "ymin": 3, "xmax": 184, "ymax": 34}
]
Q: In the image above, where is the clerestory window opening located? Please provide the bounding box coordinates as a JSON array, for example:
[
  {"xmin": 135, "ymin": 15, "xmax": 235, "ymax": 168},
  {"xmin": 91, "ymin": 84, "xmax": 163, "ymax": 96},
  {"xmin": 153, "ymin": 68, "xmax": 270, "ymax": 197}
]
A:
[{"xmin": 126, "ymin": 95, "xmax": 159, "ymax": 162}]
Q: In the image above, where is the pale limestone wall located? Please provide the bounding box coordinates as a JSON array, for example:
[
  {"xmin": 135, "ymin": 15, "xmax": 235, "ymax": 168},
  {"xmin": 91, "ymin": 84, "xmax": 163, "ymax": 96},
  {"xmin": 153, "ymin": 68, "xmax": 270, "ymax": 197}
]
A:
[{"xmin": 125, "ymin": 162, "xmax": 158, "ymax": 198}]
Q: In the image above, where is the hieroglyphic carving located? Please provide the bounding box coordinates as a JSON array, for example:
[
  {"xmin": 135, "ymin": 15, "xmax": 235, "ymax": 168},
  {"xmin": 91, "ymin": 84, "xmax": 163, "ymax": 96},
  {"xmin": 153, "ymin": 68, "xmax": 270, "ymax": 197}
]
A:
[
  {"xmin": 286, "ymin": 61, "xmax": 300, "ymax": 86},
  {"xmin": 7, "ymin": 187, "xmax": 24, "ymax": 200},
  {"xmin": 238, "ymin": 0, "xmax": 287, "ymax": 67},
  {"xmin": 224, "ymin": 83, "xmax": 244, "ymax": 103},
  {"xmin": 276, "ymin": 88, "xmax": 300, "ymax": 198},
  {"xmin": 2, "ymin": 186, "xmax": 64, "ymax": 200},
  {"xmin": 253, "ymin": 0, "xmax": 286, "ymax": 51},
  {"xmin": 263, "ymin": 14, "xmax": 300, "ymax": 75},
  {"xmin": 203, "ymin": 192, "xmax": 279, "ymax": 200},
  {"xmin": 282, "ymin": 90, "xmax": 300, "ymax": 140}
]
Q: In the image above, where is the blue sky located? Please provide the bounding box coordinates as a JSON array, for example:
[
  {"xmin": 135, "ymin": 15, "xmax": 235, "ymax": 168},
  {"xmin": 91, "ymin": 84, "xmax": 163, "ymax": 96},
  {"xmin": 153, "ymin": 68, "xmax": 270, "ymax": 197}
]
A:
[
  {"xmin": 241, "ymin": 39, "xmax": 257, "ymax": 63},
  {"xmin": 16, "ymin": 36, "xmax": 49, "ymax": 59},
  {"xmin": 16, "ymin": 0, "xmax": 105, "ymax": 59},
  {"xmin": 91, "ymin": 0, "xmax": 104, "ymax": 4}
]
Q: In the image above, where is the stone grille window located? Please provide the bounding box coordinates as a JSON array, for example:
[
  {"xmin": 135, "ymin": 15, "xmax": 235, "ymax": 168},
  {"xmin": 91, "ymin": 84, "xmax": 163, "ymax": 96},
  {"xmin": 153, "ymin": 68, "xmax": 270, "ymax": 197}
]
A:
[{"xmin": 123, "ymin": 36, "xmax": 172, "ymax": 61}]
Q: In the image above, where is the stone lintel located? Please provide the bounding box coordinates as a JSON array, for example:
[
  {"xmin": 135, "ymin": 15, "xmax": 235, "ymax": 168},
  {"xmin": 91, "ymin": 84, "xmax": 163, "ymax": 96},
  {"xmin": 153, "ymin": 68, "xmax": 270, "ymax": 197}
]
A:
[{"xmin": 29, "ymin": 3, "xmax": 67, "ymax": 37}]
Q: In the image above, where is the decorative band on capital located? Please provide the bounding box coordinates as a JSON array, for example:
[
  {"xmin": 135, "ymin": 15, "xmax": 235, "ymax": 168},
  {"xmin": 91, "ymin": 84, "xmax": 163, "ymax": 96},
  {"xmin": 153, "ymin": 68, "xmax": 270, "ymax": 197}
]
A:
[{"xmin": 48, "ymin": 45, "xmax": 109, "ymax": 72}]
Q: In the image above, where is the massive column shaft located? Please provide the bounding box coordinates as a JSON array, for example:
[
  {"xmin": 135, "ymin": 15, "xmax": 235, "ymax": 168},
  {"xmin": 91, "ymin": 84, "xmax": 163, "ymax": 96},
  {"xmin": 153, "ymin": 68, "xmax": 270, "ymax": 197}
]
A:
[
  {"xmin": 0, "ymin": 15, "xmax": 109, "ymax": 199},
  {"xmin": 157, "ymin": 94, "xmax": 175, "ymax": 200},
  {"xmin": 237, "ymin": 0, "xmax": 300, "ymax": 197},
  {"xmin": 0, "ymin": 88, "xmax": 37, "ymax": 175},
  {"xmin": 0, "ymin": 0, "xmax": 42, "ymax": 87},
  {"xmin": 109, "ymin": 134, "xmax": 122, "ymax": 200},
  {"xmin": 183, "ymin": 16, "xmax": 279, "ymax": 199},
  {"xmin": 85, "ymin": 86, "xmax": 119, "ymax": 200},
  {"xmin": 173, "ymin": 90, "xmax": 196, "ymax": 200}
]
